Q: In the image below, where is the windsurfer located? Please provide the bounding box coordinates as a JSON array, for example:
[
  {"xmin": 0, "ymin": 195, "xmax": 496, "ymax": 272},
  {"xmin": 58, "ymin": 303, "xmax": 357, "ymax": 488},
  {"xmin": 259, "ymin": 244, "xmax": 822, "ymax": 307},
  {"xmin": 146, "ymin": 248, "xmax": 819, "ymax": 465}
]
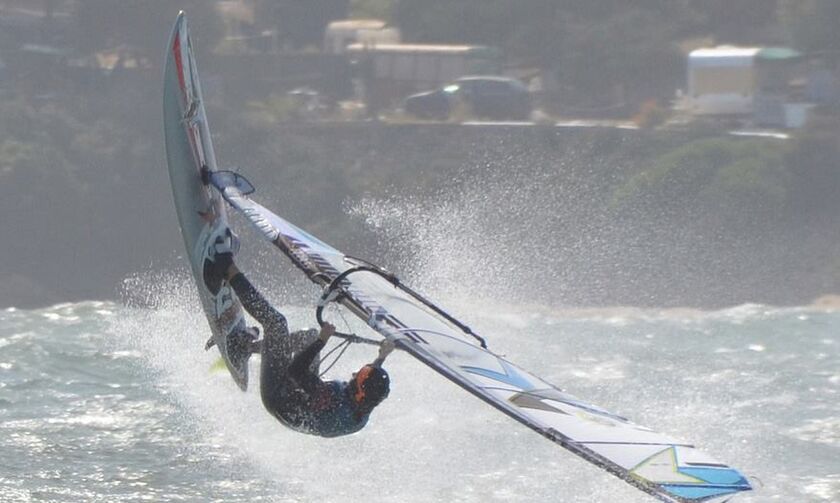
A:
[{"xmin": 205, "ymin": 242, "xmax": 395, "ymax": 437}]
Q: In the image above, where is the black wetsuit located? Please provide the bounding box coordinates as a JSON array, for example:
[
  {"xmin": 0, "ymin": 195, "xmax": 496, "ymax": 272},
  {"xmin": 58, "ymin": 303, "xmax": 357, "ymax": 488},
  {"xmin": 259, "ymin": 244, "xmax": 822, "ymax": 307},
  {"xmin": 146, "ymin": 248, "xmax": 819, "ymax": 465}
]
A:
[{"xmin": 229, "ymin": 273, "xmax": 369, "ymax": 437}]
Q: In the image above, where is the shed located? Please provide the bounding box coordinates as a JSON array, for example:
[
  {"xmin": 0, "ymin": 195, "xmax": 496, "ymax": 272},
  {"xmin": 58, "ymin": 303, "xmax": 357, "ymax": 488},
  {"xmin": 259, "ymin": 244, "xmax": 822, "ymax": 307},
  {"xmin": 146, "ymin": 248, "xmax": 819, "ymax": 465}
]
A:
[
  {"xmin": 324, "ymin": 19, "xmax": 400, "ymax": 54},
  {"xmin": 687, "ymin": 46, "xmax": 761, "ymax": 115}
]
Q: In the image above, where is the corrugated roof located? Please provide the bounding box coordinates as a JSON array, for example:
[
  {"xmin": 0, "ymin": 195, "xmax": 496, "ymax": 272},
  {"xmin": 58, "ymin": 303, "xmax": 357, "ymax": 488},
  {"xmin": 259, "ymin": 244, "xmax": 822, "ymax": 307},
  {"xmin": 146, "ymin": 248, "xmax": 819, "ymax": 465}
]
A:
[
  {"xmin": 346, "ymin": 43, "xmax": 487, "ymax": 54},
  {"xmin": 689, "ymin": 46, "xmax": 761, "ymax": 69},
  {"xmin": 327, "ymin": 19, "xmax": 388, "ymax": 31},
  {"xmin": 689, "ymin": 46, "xmax": 762, "ymax": 59}
]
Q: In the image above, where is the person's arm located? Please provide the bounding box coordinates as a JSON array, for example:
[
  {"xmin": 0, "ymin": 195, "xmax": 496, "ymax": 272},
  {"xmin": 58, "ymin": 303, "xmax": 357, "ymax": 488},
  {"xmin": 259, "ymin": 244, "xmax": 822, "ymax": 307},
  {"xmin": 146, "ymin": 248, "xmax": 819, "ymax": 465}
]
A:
[{"xmin": 371, "ymin": 339, "xmax": 395, "ymax": 368}]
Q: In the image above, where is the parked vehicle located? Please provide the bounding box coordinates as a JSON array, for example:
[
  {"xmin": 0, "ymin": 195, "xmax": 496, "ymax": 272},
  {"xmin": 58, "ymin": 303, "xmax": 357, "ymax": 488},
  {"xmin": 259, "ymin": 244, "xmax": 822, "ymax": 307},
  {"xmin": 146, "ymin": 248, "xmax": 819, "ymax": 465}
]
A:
[{"xmin": 403, "ymin": 76, "xmax": 532, "ymax": 121}]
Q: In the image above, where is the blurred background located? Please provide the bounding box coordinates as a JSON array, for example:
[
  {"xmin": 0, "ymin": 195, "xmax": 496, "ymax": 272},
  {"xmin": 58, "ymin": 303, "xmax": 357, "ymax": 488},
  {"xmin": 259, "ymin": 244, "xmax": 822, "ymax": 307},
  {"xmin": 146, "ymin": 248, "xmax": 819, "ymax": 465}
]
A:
[
  {"xmin": 0, "ymin": 0, "xmax": 838, "ymax": 309},
  {"xmin": 1, "ymin": 4, "xmax": 839, "ymax": 502}
]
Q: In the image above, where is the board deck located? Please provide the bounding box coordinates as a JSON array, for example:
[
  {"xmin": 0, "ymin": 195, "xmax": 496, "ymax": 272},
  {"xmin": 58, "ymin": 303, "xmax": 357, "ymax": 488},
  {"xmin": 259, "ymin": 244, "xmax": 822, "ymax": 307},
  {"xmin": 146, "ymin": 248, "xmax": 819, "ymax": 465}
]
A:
[{"xmin": 163, "ymin": 12, "xmax": 250, "ymax": 391}]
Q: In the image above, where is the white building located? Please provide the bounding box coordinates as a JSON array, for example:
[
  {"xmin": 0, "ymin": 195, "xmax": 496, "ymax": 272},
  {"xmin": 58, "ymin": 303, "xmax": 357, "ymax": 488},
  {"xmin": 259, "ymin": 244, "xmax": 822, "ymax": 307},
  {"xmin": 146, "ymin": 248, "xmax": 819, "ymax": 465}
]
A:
[
  {"xmin": 324, "ymin": 19, "xmax": 400, "ymax": 54},
  {"xmin": 687, "ymin": 46, "xmax": 761, "ymax": 116}
]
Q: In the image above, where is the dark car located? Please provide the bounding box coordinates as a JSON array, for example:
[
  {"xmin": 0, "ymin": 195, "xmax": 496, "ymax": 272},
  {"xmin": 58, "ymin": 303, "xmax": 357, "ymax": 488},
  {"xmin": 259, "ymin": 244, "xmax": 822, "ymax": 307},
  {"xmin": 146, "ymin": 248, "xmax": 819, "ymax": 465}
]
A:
[{"xmin": 403, "ymin": 76, "xmax": 532, "ymax": 121}]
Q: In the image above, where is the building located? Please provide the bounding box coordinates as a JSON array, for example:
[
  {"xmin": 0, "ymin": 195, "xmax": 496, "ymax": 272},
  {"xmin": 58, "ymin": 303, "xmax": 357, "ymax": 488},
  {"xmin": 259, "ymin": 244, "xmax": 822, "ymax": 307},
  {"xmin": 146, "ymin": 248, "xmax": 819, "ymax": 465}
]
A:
[
  {"xmin": 687, "ymin": 46, "xmax": 820, "ymax": 128},
  {"xmin": 324, "ymin": 19, "xmax": 400, "ymax": 54},
  {"xmin": 687, "ymin": 46, "xmax": 762, "ymax": 116}
]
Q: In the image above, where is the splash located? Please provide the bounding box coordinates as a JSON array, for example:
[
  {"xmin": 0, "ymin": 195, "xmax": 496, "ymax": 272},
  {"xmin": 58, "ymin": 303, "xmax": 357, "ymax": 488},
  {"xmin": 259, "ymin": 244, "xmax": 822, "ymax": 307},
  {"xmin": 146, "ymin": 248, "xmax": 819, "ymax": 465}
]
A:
[
  {"xmin": 111, "ymin": 270, "xmax": 623, "ymax": 502},
  {"xmin": 347, "ymin": 162, "xmax": 617, "ymax": 307}
]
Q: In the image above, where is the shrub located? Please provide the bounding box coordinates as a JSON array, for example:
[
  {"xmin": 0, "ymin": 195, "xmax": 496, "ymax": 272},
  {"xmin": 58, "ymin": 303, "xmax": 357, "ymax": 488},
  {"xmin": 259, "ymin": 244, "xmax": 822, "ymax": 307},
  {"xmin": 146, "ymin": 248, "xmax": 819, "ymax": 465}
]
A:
[
  {"xmin": 612, "ymin": 137, "xmax": 790, "ymax": 226},
  {"xmin": 784, "ymin": 108, "xmax": 840, "ymax": 214},
  {"xmin": 633, "ymin": 99, "xmax": 670, "ymax": 129}
]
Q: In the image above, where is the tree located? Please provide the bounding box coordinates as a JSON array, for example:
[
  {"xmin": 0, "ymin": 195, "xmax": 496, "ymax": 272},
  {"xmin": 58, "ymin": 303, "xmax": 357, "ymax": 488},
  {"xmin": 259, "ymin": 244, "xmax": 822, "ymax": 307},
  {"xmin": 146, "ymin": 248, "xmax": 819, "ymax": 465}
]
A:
[
  {"xmin": 553, "ymin": 5, "xmax": 684, "ymax": 107},
  {"xmin": 612, "ymin": 137, "xmax": 790, "ymax": 226},
  {"xmin": 780, "ymin": 0, "xmax": 840, "ymax": 55},
  {"xmin": 685, "ymin": 0, "xmax": 781, "ymax": 44},
  {"xmin": 394, "ymin": 0, "xmax": 555, "ymax": 48},
  {"xmin": 785, "ymin": 110, "xmax": 840, "ymax": 214},
  {"xmin": 350, "ymin": 0, "xmax": 393, "ymax": 20},
  {"xmin": 267, "ymin": 0, "xmax": 350, "ymax": 50},
  {"xmin": 73, "ymin": 0, "xmax": 223, "ymax": 58}
]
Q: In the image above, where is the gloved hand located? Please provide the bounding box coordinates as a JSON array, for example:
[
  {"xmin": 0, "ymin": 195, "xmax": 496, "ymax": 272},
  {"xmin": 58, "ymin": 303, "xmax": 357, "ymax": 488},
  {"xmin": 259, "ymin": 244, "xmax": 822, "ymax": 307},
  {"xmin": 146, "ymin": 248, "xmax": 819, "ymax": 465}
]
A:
[
  {"xmin": 378, "ymin": 339, "xmax": 396, "ymax": 360},
  {"xmin": 319, "ymin": 322, "xmax": 336, "ymax": 343}
]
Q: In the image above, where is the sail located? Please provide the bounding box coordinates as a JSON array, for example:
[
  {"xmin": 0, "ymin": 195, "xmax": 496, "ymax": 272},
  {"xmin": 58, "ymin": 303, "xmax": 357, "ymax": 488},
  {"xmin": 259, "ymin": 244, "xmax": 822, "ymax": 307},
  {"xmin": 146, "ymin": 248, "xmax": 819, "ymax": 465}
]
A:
[{"xmin": 210, "ymin": 173, "xmax": 752, "ymax": 503}]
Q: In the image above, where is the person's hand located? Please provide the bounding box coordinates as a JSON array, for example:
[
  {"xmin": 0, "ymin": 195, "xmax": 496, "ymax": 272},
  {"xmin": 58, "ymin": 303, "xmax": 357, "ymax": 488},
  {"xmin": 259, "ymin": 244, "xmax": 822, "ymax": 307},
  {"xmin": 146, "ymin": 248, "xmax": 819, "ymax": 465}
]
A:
[
  {"xmin": 319, "ymin": 322, "xmax": 336, "ymax": 343},
  {"xmin": 378, "ymin": 338, "xmax": 396, "ymax": 360}
]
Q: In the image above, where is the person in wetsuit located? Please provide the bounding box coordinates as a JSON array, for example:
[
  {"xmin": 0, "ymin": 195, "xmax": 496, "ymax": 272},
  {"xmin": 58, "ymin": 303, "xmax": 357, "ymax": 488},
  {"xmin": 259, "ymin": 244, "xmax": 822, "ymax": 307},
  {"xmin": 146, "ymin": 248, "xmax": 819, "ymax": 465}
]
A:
[{"xmin": 207, "ymin": 249, "xmax": 395, "ymax": 437}]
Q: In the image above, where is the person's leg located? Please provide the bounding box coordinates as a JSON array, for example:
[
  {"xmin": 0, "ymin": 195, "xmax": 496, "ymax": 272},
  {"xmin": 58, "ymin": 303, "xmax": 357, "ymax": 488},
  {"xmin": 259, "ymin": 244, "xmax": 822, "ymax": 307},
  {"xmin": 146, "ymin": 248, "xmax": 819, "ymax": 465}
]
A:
[
  {"xmin": 202, "ymin": 228, "xmax": 239, "ymax": 295},
  {"xmin": 228, "ymin": 273, "xmax": 287, "ymax": 331}
]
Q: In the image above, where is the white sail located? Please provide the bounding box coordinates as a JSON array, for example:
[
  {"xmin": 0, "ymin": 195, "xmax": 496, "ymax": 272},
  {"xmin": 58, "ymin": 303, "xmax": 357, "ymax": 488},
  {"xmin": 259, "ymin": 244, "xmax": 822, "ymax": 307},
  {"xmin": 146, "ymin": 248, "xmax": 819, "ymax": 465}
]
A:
[{"xmin": 210, "ymin": 173, "xmax": 752, "ymax": 503}]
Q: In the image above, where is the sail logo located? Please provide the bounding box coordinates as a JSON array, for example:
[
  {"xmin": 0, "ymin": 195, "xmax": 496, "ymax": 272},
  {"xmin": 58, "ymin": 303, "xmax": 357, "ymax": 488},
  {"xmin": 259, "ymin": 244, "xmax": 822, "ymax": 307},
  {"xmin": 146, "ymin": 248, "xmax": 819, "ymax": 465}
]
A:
[{"xmin": 462, "ymin": 360, "xmax": 533, "ymax": 390}]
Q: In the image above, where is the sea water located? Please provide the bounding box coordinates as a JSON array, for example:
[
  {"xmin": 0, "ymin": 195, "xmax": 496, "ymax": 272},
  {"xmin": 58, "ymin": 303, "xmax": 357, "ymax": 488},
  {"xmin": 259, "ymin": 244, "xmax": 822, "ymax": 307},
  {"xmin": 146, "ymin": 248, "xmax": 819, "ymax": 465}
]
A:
[{"xmin": 1, "ymin": 289, "xmax": 838, "ymax": 502}]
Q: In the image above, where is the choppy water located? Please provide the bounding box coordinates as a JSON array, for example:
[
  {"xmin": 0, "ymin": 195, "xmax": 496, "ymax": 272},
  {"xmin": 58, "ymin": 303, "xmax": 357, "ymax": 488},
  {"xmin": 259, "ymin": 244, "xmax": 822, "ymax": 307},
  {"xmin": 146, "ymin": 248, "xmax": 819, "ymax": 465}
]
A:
[{"xmin": 2, "ymin": 291, "xmax": 838, "ymax": 502}]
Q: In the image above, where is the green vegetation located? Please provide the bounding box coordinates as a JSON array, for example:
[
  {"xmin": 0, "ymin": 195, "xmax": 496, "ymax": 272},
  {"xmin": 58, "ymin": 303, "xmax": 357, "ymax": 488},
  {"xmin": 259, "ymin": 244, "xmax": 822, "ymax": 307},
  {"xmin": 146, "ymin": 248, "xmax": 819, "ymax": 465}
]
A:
[
  {"xmin": 1, "ymin": 87, "xmax": 836, "ymax": 307},
  {"xmin": 612, "ymin": 137, "xmax": 788, "ymax": 225},
  {"xmin": 610, "ymin": 119, "xmax": 840, "ymax": 230},
  {"xmin": 350, "ymin": 0, "xmax": 393, "ymax": 20},
  {"xmin": 73, "ymin": 1, "xmax": 224, "ymax": 56},
  {"xmin": 785, "ymin": 109, "xmax": 840, "ymax": 214},
  {"xmin": 263, "ymin": 0, "xmax": 349, "ymax": 49},
  {"xmin": 1, "ymin": 2, "xmax": 837, "ymax": 307},
  {"xmin": 779, "ymin": 0, "xmax": 840, "ymax": 54}
]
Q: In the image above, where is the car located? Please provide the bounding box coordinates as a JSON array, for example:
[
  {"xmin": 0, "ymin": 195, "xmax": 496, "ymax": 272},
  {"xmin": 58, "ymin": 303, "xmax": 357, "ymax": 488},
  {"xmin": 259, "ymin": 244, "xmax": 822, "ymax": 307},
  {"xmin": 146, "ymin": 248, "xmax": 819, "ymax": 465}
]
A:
[{"xmin": 403, "ymin": 76, "xmax": 532, "ymax": 121}]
